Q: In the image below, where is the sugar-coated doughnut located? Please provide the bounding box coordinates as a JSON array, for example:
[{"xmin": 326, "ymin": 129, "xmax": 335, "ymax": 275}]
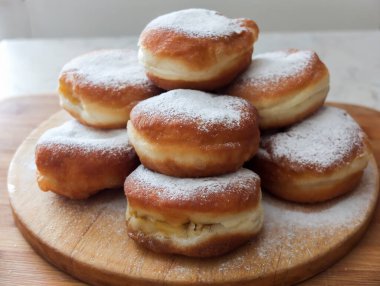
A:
[
  {"xmin": 223, "ymin": 49, "xmax": 329, "ymax": 129},
  {"xmin": 138, "ymin": 9, "xmax": 259, "ymax": 91},
  {"xmin": 59, "ymin": 49, "xmax": 161, "ymax": 129},
  {"xmin": 127, "ymin": 89, "xmax": 260, "ymax": 177},
  {"xmin": 124, "ymin": 166, "xmax": 263, "ymax": 257},
  {"xmin": 35, "ymin": 120, "xmax": 139, "ymax": 199},
  {"xmin": 248, "ymin": 106, "xmax": 370, "ymax": 203}
]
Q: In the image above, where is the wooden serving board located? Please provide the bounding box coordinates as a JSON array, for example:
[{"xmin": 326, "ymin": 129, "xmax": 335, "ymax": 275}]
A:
[{"xmin": 5, "ymin": 99, "xmax": 380, "ymax": 286}]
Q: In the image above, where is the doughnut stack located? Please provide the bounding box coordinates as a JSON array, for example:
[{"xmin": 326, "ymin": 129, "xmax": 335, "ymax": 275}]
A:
[
  {"xmin": 35, "ymin": 8, "xmax": 370, "ymax": 258},
  {"xmin": 125, "ymin": 9, "xmax": 264, "ymax": 257}
]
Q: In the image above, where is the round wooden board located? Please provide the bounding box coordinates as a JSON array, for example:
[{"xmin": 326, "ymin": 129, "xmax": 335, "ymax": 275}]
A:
[{"xmin": 7, "ymin": 104, "xmax": 380, "ymax": 286}]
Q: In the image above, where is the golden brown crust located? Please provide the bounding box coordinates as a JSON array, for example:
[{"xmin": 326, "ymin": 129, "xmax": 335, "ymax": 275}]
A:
[
  {"xmin": 246, "ymin": 107, "xmax": 371, "ymax": 203},
  {"xmin": 128, "ymin": 90, "xmax": 260, "ymax": 177},
  {"xmin": 130, "ymin": 97, "xmax": 259, "ymax": 145},
  {"xmin": 255, "ymin": 128, "xmax": 369, "ymax": 174},
  {"xmin": 61, "ymin": 110, "xmax": 121, "ymax": 130},
  {"xmin": 247, "ymin": 153, "xmax": 367, "ymax": 203},
  {"xmin": 134, "ymin": 139, "xmax": 259, "ymax": 178},
  {"xmin": 124, "ymin": 166, "xmax": 263, "ymax": 257},
  {"xmin": 145, "ymin": 50, "xmax": 252, "ymax": 91},
  {"xmin": 138, "ymin": 12, "xmax": 259, "ymax": 91},
  {"xmin": 140, "ymin": 20, "xmax": 258, "ymax": 70},
  {"xmin": 59, "ymin": 76, "xmax": 161, "ymax": 109},
  {"xmin": 262, "ymin": 88, "xmax": 327, "ymax": 130},
  {"xmin": 224, "ymin": 49, "xmax": 328, "ymax": 107},
  {"xmin": 127, "ymin": 226, "xmax": 255, "ymax": 257},
  {"xmin": 36, "ymin": 143, "xmax": 139, "ymax": 199},
  {"xmin": 59, "ymin": 78, "xmax": 161, "ymax": 129},
  {"xmin": 251, "ymin": 160, "xmax": 364, "ymax": 203},
  {"xmin": 222, "ymin": 49, "xmax": 329, "ymax": 129},
  {"xmin": 124, "ymin": 167, "xmax": 261, "ymax": 214},
  {"xmin": 58, "ymin": 49, "xmax": 162, "ymax": 129}
]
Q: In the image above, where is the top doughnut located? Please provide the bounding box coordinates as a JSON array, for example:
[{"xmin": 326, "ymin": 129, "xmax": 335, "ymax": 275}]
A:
[
  {"xmin": 59, "ymin": 49, "xmax": 161, "ymax": 129},
  {"xmin": 138, "ymin": 9, "xmax": 259, "ymax": 91},
  {"xmin": 224, "ymin": 49, "xmax": 329, "ymax": 129}
]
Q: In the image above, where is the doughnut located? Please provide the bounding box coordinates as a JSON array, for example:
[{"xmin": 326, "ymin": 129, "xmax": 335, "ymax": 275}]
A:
[
  {"xmin": 127, "ymin": 89, "xmax": 260, "ymax": 177},
  {"xmin": 59, "ymin": 49, "xmax": 161, "ymax": 129},
  {"xmin": 248, "ymin": 106, "xmax": 370, "ymax": 203},
  {"xmin": 35, "ymin": 120, "xmax": 139, "ymax": 199},
  {"xmin": 124, "ymin": 166, "xmax": 263, "ymax": 257},
  {"xmin": 223, "ymin": 49, "xmax": 329, "ymax": 129},
  {"xmin": 138, "ymin": 8, "xmax": 259, "ymax": 91}
]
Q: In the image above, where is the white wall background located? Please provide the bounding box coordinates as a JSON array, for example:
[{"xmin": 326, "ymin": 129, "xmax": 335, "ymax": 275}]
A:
[{"xmin": 1, "ymin": 0, "xmax": 380, "ymax": 39}]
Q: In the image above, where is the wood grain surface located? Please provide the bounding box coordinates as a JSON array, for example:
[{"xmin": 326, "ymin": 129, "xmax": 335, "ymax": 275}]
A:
[
  {"xmin": 1, "ymin": 96, "xmax": 380, "ymax": 285},
  {"xmin": 0, "ymin": 95, "xmax": 84, "ymax": 285}
]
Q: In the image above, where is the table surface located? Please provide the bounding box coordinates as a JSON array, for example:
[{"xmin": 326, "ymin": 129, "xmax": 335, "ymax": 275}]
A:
[{"xmin": 0, "ymin": 31, "xmax": 379, "ymax": 110}]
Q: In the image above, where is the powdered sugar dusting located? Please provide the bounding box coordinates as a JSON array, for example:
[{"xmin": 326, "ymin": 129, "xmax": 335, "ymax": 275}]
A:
[
  {"xmin": 143, "ymin": 9, "xmax": 246, "ymax": 38},
  {"xmin": 132, "ymin": 89, "xmax": 252, "ymax": 132},
  {"xmin": 37, "ymin": 120, "xmax": 130, "ymax": 153},
  {"xmin": 260, "ymin": 106, "xmax": 365, "ymax": 171},
  {"xmin": 20, "ymin": 122, "xmax": 379, "ymax": 280},
  {"xmin": 60, "ymin": 49, "xmax": 151, "ymax": 89},
  {"xmin": 128, "ymin": 166, "xmax": 259, "ymax": 203},
  {"xmin": 215, "ymin": 158, "xmax": 378, "ymax": 272},
  {"xmin": 256, "ymin": 158, "xmax": 378, "ymax": 258},
  {"xmin": 241, "ymin": 50, "xmax": 315, "ymax": 84}
]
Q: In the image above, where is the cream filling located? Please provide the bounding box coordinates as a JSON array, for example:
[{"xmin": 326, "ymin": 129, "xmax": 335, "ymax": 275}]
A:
[
  {"xmin": 126, "ymin": 202, "xmax": 264, "ymax": 247},
  {"xmin": 59, "ymin": 93, "xmax": 126, "ymax": 126},
  {"xmin": 138, "ymin": 47, "xmax": 250, "ymax": 81}
]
